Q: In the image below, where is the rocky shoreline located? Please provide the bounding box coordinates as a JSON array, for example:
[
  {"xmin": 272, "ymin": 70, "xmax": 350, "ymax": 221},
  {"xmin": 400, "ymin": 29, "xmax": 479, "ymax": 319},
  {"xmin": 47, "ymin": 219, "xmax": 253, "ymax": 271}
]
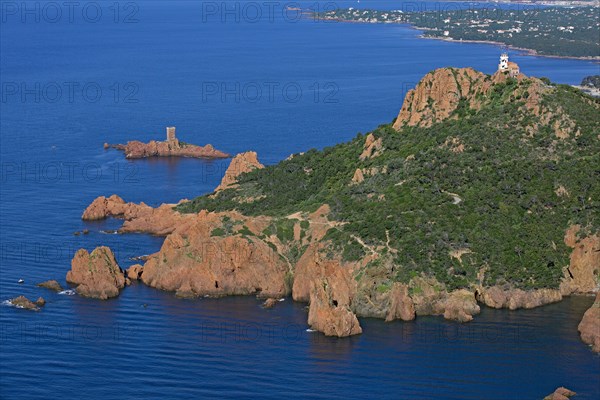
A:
[
  {"xmin": 20, "ymin": 69, "xmax": 598, "ymax": 356},
  {"xmin": 59, "ymin": 68, "xmax": 600, "ymax": 347},
  {"xmin": 69, "ymin": 153, "xmax": 599, "ymax": 344}
]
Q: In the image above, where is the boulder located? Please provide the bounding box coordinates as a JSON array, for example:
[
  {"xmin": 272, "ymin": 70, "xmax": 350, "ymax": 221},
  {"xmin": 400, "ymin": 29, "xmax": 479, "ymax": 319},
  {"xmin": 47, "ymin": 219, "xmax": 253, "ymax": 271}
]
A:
[
  {"xmin": 34, "ymin": 297, "xmax": 46, "ymax": 307},
  {"xmin": 126, "ymin": 264, "xmax": 143, "ymax": 281},
  {"xmin": 66, "ymin": 246, "xmax": 126, "ymax": 299}
]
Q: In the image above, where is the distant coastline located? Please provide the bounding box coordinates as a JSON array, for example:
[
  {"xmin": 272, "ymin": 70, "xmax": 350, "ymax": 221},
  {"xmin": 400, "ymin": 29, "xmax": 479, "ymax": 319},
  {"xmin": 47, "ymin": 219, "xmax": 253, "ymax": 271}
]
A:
[
  {"xmin": 418, "ymin": 34, "xmax": 600, "ymax": 62},
  {"xmin": 312, "ymin": 7, "xmax": 600, "ymax": 61}
]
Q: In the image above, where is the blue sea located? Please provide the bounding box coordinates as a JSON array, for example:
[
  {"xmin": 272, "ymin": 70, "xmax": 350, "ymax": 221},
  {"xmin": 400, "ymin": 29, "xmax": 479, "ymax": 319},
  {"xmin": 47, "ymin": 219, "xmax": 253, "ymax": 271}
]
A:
[{"xmin": 1, "ymin": 1, "xmax": 599, "ymax": 398}]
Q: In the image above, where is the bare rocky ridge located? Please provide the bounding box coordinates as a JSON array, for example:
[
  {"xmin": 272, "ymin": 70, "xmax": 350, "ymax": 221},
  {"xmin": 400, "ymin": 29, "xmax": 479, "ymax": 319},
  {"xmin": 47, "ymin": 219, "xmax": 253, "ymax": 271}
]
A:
[
  {"xmin": 392, "ymin": 67, "xmax": 586, "ymax": 140},
  {"xmin": 66, "ymin": 246, "xmax": 126, "ymax": 299}
]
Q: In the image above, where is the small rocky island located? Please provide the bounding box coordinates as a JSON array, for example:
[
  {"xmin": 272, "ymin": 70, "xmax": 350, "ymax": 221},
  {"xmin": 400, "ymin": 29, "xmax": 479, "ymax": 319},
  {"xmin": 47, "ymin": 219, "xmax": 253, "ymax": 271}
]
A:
[{"xmin": 104, "ymin": 127, "xmax": 230, "ymax": 159}]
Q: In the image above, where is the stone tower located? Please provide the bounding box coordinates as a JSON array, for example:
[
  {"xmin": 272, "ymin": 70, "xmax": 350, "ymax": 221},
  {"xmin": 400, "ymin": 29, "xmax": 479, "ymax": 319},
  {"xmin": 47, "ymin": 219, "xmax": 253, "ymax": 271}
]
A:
[{"xmin": 166, "ymin": 127, "xmax": 176, "ymax": 142}]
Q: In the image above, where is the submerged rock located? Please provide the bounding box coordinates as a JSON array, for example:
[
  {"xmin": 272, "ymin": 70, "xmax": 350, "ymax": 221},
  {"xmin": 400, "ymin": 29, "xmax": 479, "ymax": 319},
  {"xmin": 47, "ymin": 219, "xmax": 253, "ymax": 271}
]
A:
[
  {"xmin": 66, "ymin": 246, "xmax": 126, "ymax": 300},
  {"xmin": 262, "ymin": 298, "xmax": 278, "ymax": 309},
  {"xmin": 36, "ymin": 280, "xmax": 64, "ymax": 292}
]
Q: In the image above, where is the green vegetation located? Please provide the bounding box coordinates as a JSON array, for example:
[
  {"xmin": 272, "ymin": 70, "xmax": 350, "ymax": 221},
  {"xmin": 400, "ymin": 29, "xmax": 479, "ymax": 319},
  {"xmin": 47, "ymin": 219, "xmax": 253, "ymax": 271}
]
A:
[
  {"xmin": 317, "ymin": 7, "xmax": 600, "ymax": 58},
  {"xmin": 177, "ymin": 75, "xmax": 600, "ymax": 291}
]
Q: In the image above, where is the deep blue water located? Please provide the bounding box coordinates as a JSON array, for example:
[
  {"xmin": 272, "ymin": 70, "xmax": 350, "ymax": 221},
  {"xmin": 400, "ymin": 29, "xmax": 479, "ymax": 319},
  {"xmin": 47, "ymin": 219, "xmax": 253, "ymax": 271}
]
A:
[{"xmin": 1, "ymin": 1, "xmax": 599, "ymax": 399}]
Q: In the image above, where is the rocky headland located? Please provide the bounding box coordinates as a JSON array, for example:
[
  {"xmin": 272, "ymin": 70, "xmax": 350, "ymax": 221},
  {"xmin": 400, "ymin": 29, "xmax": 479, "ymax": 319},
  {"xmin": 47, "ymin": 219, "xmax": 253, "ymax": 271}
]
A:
[{"xmin": 73, "ymin": 68, "xmax": 599, "ymax": 344}]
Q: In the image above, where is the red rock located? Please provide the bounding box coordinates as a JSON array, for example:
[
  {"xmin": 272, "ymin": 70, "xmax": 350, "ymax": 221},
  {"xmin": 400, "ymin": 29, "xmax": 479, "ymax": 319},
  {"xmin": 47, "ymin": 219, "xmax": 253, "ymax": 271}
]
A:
[
  {"xmin": 478, "ymin": 286, "xmax": 563, "ymax": 310},
  {"xmin": 9, "ymin": 296, "xmax": 39, "ymax": 311},
  {"xmin": 544, "ymin": 387, "xmax": 576, "ymax": 400},
  {"xmin": 578, "ymin": 293, "xmax": 600, "ymax": 352},
  {"xmin": 107, "ymin": 138, "xmax": 229, "ymax": 159},
  {"xmin": 393, "ymin": 68, "xmax": 490, "ymax": 129},
  {"xmin": 66, "ymin": 246, "xmax": 125, "ymax": 299},
  {"xmin": 36, "ymin": 280, "xmax": 63, "ymax": 292},
  {"xmin": 34, "ymin": 297, "xmax": 46, "ymax": 307},
  {"xmin": 308, "ymin": 277, "xmax": 362, "ymax": 337},
  {"xmin": 126, "ymin": 264, "xmax": 143, "ymax": 281},
  {"xmin": 385, "ymin": 283, "xmax": 415, "ymax": 322},
  {"xmin": 215, "ymin": 151, "xmax": 264, "ymax": 192},
  {"xmin": 82, "ymin": 195, "xmax": 192, "ymax": 236},
  {"xmin": 563, "ymin": 225, "xmax": 600, "ymax": 294},
  {"xmin": 359, "ymin": 133, "xmax": 383, "ymax": 160},
  {"xmin": 443, "ymin": 289, "xmax": 480, "ymax": 322},
  {"xmin": 140, "ymin": 212, "xmax": 288, "ymax": 299},
  {"xmin": 262, "ymin": 298, "xmax": 278, "ymax": 308}
]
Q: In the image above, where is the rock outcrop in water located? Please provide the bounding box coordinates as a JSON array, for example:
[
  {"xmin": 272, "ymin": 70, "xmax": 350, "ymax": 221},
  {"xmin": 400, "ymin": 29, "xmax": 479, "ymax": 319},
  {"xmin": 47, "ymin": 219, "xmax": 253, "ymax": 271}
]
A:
[
  {"xmin": 36, "ymin": 280, "xmax": 64, "ymax": 292},
  {"xmin": 9, "ymin": 295, "xmax": 41, "ymax": 311},
  {"xmin": 544, "ymin": 387, "xmax": 576, "ymax": 400},
  {"xmin": 578, "ymin": 293, "xmax": 600, "ymax": 352},
  {"xmin": 81, "ymin": 194, "xmax": 192, "ymax": 235},
  {"xmin": 105, "ymin": 139, "xmax": 229, "ymax": 159},
  {"xmin": 66, "ymin": 246, "xmax": 126, "ymax": 299}
]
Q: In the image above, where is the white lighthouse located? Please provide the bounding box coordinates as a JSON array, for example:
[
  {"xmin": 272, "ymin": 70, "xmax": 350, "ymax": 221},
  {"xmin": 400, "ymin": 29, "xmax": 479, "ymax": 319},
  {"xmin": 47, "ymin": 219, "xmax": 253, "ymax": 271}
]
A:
[
  {"xmin": 498, "ymin": 53, "xmax": 509, "ymax": 71},
  {"xmin": 497, "ymin": 53, "xmax": 520, "ymax": 77}
]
